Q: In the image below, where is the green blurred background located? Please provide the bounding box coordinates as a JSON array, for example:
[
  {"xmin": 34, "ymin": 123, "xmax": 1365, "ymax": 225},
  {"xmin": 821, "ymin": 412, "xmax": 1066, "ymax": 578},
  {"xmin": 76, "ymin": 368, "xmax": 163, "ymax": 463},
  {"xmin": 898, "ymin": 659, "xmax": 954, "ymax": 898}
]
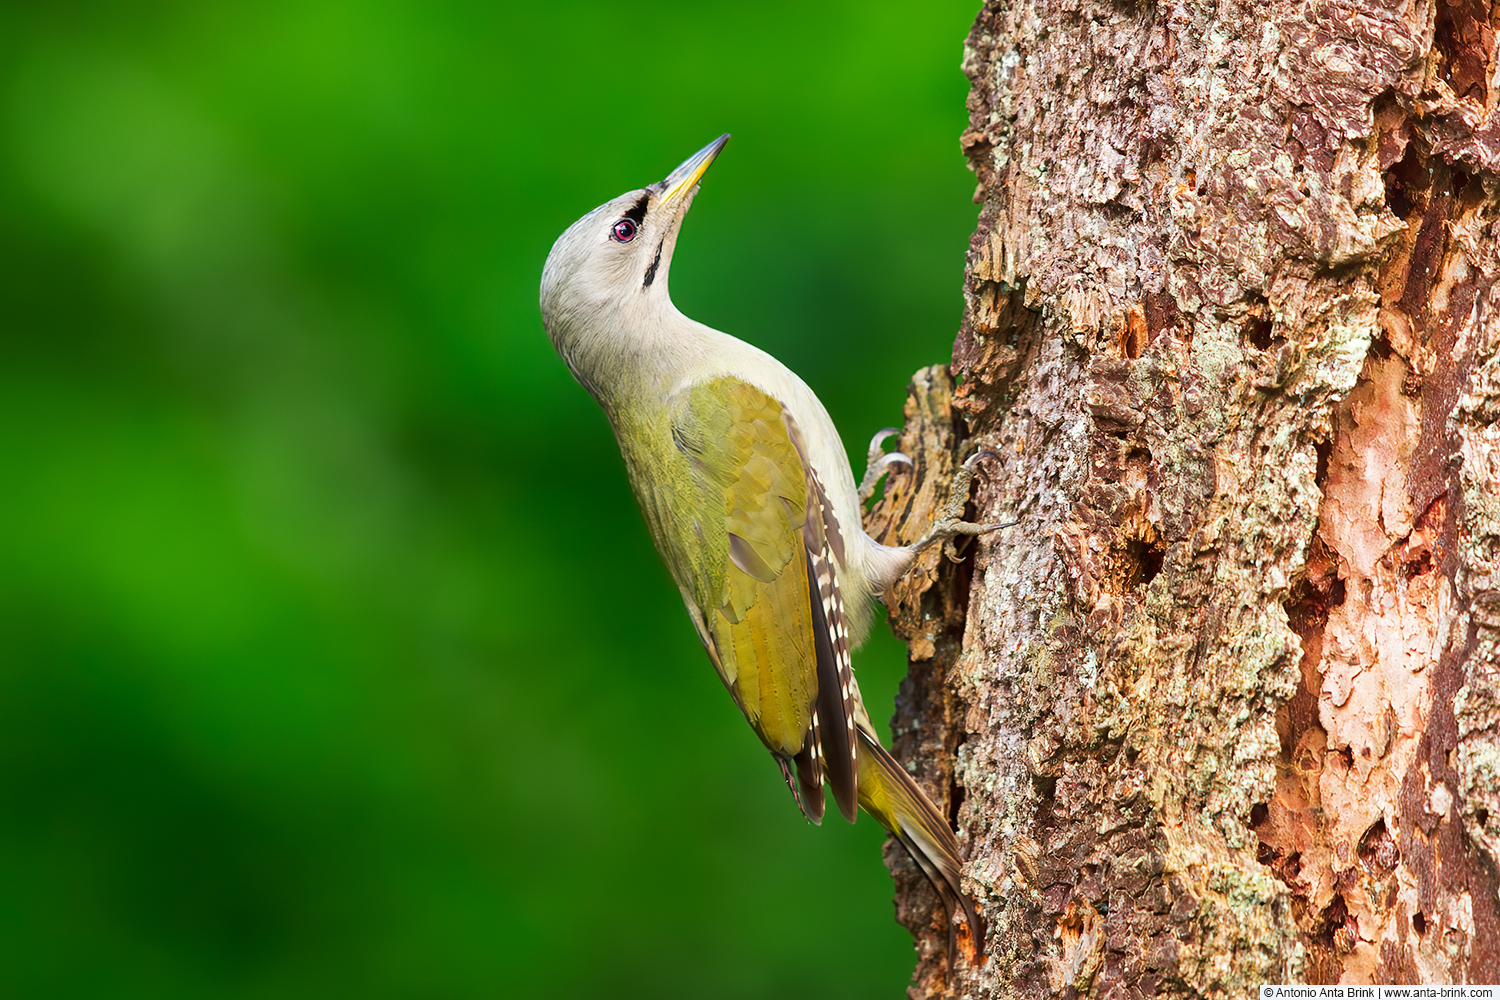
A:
[{"xmin": 0, "ymin": 2, "xmax": 979, "ymax": 996}]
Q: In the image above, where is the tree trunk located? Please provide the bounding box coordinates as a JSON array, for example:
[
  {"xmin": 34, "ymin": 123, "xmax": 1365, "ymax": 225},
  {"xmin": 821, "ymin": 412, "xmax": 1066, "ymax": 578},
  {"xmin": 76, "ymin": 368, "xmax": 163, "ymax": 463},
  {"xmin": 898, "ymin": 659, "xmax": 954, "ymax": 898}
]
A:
[{"xmin": 866, "ymin": 1, "xmax": 1500, "ymax": 995}]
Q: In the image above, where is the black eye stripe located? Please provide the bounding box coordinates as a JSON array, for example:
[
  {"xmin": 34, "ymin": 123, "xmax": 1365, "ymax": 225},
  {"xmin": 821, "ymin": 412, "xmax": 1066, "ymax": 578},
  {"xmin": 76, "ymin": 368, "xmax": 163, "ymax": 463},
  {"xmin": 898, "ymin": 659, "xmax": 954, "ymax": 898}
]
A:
[{"xmin": 623, "ymin": 195, "xmax": 648, "ymax": 226}]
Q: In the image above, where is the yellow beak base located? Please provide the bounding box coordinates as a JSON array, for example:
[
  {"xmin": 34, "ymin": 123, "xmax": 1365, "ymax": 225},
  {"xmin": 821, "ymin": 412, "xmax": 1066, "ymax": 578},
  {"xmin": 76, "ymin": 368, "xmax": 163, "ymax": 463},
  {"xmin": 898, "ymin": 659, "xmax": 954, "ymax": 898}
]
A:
[{"xmin": 656, "ymin": 134, "xmax": 730, "ymax": 207}]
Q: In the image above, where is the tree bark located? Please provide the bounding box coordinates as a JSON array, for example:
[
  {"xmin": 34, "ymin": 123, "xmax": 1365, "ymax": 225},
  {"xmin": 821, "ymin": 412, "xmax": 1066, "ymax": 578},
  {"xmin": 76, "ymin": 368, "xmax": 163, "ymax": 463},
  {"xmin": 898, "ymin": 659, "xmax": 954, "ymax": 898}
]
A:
[{"xmin": 866, "ymin": 1, "xmax": 1500, "ymax": 995}]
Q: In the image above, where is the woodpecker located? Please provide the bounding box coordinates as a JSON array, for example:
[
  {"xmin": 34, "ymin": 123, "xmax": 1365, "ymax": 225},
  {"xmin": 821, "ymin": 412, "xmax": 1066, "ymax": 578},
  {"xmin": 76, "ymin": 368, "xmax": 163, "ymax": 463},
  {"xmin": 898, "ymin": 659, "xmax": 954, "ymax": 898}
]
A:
[{"xmin": 540, "ymin": 135, "xmax": 991, "ymax": 957}]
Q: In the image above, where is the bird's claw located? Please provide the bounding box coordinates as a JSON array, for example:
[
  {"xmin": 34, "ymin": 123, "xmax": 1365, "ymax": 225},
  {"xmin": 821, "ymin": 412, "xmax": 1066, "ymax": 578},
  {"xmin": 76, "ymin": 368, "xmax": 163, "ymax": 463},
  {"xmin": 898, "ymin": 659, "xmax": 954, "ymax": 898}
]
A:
[
  {"xmin": 913, "ymin": 449, "xmax": 1015, "ymax": 556},
  {"xmin": 868, "ymin": 428, "xmax": 900, "ymax": 462},
  {"xmin": 858, "ymin": 427, "xmax": 913, "ymax": 504}
]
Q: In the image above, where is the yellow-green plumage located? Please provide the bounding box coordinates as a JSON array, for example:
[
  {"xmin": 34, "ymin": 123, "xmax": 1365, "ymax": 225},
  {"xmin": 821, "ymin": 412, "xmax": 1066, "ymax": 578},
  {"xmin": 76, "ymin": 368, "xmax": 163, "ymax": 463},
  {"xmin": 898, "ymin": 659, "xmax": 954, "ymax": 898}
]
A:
[
  {"xmin": 619, "ymin": 374, "xmax": 852, "ymax": 822},
  {"xmin": 650, "ymin": 377, "xmax": 817, "ymax": 758},
  {"xmin": 539, "ymin": 135, "xmax": 986, "ymax": 961}
]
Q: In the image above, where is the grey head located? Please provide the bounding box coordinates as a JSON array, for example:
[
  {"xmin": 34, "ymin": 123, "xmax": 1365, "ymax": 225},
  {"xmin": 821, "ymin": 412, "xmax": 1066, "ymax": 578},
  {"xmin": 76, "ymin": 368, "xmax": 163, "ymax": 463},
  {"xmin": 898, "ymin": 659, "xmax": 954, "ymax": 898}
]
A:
[{"xmin": 540, "ymin": 134, "xmax": 729, "ymax": 368}]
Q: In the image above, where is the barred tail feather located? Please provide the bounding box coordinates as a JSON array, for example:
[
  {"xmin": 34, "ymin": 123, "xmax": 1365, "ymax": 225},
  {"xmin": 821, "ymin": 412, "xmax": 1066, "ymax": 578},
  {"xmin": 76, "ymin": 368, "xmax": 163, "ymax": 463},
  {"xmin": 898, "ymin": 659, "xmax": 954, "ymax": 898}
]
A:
[
  {"xmin": 791, "ymin": 710, "xmax": 827, "ymax": 825},
  {"xmin": 806, "ymin": 552, "xmax": 857, "ymax": 823},
  {"xmin": 855, "ymin": 727, "xmax": 986, "ymax": 963}
]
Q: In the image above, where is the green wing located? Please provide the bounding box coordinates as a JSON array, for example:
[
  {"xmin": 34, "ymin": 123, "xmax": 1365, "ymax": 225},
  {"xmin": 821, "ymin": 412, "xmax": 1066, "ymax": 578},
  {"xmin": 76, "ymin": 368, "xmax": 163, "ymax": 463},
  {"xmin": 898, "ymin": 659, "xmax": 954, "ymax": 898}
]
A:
[{"xmin": 651, "ymin": 376, "xmax": 856, "ymax": 823}]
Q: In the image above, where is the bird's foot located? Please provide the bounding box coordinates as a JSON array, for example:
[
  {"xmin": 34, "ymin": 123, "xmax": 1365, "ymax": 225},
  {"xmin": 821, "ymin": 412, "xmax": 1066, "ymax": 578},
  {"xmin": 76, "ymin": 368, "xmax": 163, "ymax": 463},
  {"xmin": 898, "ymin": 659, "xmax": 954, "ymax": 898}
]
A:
[
  {"xmin": 857, "ymin": 427, "xmax": 912, "ymax": 505},
  {"xmin": 911, "ymin": 450, "xmax": 1015, "ymax": 559}
]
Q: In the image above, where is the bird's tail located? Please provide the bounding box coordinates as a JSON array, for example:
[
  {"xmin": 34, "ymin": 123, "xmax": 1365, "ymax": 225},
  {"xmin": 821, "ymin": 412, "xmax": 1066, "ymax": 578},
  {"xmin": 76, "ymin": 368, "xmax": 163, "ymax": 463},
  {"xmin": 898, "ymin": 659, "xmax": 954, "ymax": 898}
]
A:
[{"xmin": 856, "ymin": 726, "xmax": 986, "ymax": 964}]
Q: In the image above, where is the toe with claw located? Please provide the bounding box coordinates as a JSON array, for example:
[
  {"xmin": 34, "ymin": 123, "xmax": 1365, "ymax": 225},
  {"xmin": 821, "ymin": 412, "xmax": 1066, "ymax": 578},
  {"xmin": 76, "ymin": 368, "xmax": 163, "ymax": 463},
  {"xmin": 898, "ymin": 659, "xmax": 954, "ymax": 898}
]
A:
[
  {"xmin": 858, "ymin": 427, "xmax": 913, "ymax": 505},
  {"xmin": 912, "ymin": 449, "xmax": 1016, "ymax": 557}
]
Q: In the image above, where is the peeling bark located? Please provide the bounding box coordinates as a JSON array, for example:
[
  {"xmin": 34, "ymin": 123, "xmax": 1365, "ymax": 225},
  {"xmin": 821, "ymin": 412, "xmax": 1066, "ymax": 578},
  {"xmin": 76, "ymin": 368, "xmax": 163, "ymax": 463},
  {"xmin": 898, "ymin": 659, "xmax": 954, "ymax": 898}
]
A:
[{"xmin": 866, "ymin": 1, "xmax": 1500, "ymax": 995}]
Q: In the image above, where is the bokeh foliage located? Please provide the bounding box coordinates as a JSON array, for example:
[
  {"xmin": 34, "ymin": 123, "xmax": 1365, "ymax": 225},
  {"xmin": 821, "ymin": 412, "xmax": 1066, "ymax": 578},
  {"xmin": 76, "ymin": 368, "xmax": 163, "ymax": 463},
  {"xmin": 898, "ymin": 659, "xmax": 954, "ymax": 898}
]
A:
[{"xmin": 0, "ymin": 2, "xmax": 979, "ymax": 996}]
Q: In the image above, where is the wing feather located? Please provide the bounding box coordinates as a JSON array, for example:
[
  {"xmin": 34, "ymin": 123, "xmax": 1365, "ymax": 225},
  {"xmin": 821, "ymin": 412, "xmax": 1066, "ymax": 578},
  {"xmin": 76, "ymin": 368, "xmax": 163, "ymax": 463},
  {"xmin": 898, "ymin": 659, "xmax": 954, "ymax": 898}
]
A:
[{"xmin": 663, "ymin": 377, "xmax": 857, "ymax": 821}]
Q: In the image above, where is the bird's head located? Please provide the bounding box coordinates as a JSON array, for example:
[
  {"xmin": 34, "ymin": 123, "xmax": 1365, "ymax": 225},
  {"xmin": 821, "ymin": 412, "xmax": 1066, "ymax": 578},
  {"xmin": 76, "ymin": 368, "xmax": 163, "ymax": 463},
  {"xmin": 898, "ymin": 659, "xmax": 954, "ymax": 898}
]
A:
[{"xmin": 541, "ymin": 134, "xmax": 728, "ymax": 342}]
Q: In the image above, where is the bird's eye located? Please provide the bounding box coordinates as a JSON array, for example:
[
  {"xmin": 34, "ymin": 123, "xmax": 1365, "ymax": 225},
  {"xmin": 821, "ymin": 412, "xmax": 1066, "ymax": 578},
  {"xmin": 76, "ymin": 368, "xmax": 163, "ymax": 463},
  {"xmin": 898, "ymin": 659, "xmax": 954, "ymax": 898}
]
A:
[{"xmin": 611, "ymin": 218, "xmax": 637, "ymax": 242}]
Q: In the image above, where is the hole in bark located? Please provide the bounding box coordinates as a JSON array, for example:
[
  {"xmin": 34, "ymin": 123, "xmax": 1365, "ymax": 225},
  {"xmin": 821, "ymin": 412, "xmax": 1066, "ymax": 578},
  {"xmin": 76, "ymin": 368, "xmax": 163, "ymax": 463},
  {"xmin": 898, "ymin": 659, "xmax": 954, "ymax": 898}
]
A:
[
  {"xmin": 1336, "ymin": 746, "xmax": 1355, "ymax": 771},
  {"xmin": 1241, "ymin": 293, "xmax": 1281, "ymax": 351},
  {"xmin": 1314, "ymin": 438, "xmax": 1331, "ymax": 488},
  {"xmin": 1250, "ymin": 802, "xmax": 1269, "ymax": 827},
  {"xmin": 1384, "ymin": 143, "xmax": 1427, "ymax": 220},
  {"xmin": 1386, "ymin": 179, "xmax": 1413, "ymax": 220},
  {"xmin": 1124, "ymin": 538, "xmax": 1164, "ymax": 588},
  {"xmin": 1404, "ymin": 550, "xmax": 1433, "ymax": 579},
  {"xmin": 1034, "ymin": 774, "xmax": 1057, "ymax": 804},
  {"xmin": 1286, "ymin": 562, "xmax": 1346, "ymax": 618},
  {"xmin": 947, "ymin": 780, "xmax": 966, "ymax": 829},
  {"xmin": 1262, "ymin": 847, "xmax": 1305, "ymax": 888},
  {"xmin": 1478, "ymin": 807, "xmax": 1490, "ymax": 827},
  {"xmin": 1316, "ymin": 893, "xmax": 1352, "ymax": 951},
  {"xmin": 1413, "ymin": 911, "xmax": 1427, "ymax": 934},
  {"xmin": 1246, "ymin": 317, "xmax": 1276, "ymax": 350},
  {"xmin": 1121, "ymin": 307, "xmax": 1147, "ymax": 359},
  {"xmin": 1358, "ymin": 817, "xmax": 1400, "ymax": 875}
]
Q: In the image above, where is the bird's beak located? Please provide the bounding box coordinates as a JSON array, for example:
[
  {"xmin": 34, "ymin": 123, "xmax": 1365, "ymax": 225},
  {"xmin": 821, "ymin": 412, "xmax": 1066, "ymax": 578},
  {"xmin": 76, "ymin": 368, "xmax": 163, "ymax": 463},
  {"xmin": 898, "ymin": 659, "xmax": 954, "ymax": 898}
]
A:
[{"xmin": 655, "ymin": 134, "xmax": 730, "ymax": 208}]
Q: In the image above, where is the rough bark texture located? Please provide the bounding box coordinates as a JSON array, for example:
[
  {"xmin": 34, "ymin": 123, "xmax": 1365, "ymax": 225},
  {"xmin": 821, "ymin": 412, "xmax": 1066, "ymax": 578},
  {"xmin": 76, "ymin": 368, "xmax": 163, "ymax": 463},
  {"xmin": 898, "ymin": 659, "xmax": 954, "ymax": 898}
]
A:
[
  {"xmin": 866, "ymin": 1, "xmax": 1500, "ymax": 996},
  {"xmin": 866, "ymin": 367, "xmax": 983, "ymax": 997}
]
